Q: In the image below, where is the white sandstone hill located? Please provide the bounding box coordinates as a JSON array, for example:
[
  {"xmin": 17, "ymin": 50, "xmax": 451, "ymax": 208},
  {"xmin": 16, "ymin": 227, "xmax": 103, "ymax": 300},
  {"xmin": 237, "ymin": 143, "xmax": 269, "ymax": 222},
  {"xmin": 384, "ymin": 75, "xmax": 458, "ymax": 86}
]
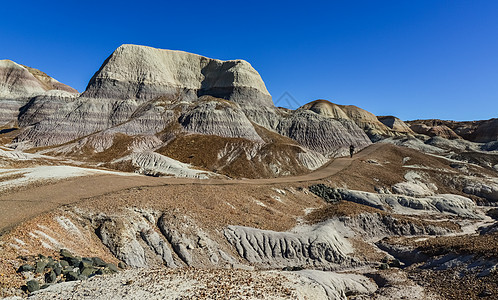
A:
[
  {"xmin": 0, "ymin": 60, "xmax": 78, "ymax": 126},
  {"xmin": 1, "ymin": 44, "xmax": 376, "ymax": 178}
]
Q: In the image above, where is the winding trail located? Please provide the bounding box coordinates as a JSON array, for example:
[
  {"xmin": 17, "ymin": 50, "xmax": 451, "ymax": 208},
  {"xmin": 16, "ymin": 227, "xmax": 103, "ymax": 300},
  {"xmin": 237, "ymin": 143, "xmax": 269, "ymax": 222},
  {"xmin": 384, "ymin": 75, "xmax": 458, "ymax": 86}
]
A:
[{"xmin": 0, "ymin": 143, "xmax": 384, "ymax": 234}]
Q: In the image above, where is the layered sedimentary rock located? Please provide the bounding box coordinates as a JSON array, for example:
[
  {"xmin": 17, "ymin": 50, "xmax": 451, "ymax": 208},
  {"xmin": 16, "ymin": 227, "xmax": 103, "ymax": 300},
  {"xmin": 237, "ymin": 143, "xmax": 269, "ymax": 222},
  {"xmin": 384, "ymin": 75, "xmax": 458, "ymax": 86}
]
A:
[
  {"xmin": 5, "ymin": 45, "xmax": 376, "ymax": 177},
  {"xmin": 178, "ymin": 97, "xmax": 263, "ymax": 141},
  {"xmin": 298, "ymin": 100, "xmax": 403, "ymax": 141},
  {"xmin": 82, "ymin": 44, "xmax": 272, "ymax": 107},
  {"xmin": 20, "ymin": 65, "xmax": 78, "ymax": 94},
  {"xmin": 12, "ymin": 45, "xmax": 275, "ymax": 147},
  {"xmin": 377, "ymin": 116, "xmax": 414, "ymax": 134},
  {"xmin": 407, "ymin": 119, "xmax": 498, "ymax": 143},
  {"xmin": 224, "ymin": 222, "xmax": 354, "ymax": 269},
  {"xmin": 277, "ymin": 109, "xmax": 371, "ymax": 157},
  {"xmin": 0, "ymin": 60, "xmax": 77, "ymax": 126},
  {"xmin": 407, "ymin": 120, "xmax": 461, "ymax": 140},
  {"xmin": 16, "ymin": 95, "xmax": 134, "ymax": 147},
  {"xmin": 0, "ymin": 60, "xmax": 47, "ymax": 99},
  {"xmin": 331, "ymin": 188, "xmax": 479, "ymax": 219},
  {"xmin": 468, "ymin": 118, "xmax": 498, "ymax": 143},
  {"xmin": 338, "ymin": 104, "xmax": 395, "ymax": 140}
]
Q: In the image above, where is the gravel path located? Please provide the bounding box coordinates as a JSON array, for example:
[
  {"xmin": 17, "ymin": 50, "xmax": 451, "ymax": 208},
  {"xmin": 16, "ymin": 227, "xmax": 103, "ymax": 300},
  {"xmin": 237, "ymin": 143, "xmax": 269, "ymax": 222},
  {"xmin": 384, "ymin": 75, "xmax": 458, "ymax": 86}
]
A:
[{"xmin": 0, "ymin": 144, "xmax": 383, "ymax": 234}]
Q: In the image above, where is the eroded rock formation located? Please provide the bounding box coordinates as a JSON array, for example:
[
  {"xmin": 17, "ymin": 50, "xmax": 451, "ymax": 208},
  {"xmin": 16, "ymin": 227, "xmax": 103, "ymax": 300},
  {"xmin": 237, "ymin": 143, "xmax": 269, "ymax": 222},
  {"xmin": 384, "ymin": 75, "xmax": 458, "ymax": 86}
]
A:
[
  {"xmin": 1, "ymin": 45, "xmax": 377, "ymax": 178},
  {"xmin": 407, "ymin": 118, "xmax": 498, "ymax": 143},
  {"xmin": 0, "ymin": 60, "xmax": 77, "ymax": 126}
]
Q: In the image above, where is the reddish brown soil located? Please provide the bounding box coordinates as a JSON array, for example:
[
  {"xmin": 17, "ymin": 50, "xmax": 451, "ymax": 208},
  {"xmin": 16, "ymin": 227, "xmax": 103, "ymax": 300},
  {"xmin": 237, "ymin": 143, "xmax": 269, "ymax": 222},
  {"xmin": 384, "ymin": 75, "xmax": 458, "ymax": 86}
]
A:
[{"xmin": 0, "ymin": 143, "xmax": 383, "ymax": 235}]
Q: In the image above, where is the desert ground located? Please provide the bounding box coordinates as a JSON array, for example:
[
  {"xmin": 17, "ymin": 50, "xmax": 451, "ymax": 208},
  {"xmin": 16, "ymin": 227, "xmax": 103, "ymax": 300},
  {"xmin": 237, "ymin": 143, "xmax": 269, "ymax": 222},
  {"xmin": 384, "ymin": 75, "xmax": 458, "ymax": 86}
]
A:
[{"xmin": 1, "ymin": 142, "xmax": 497, "ymax": 299}]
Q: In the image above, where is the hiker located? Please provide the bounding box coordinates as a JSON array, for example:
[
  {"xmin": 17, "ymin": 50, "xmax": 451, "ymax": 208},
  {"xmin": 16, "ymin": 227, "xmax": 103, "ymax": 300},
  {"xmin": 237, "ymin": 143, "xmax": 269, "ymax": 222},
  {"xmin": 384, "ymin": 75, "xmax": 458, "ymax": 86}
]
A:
[{"xmin": 349, "ymin": 144, "xmax": 355, "ymax": 158}]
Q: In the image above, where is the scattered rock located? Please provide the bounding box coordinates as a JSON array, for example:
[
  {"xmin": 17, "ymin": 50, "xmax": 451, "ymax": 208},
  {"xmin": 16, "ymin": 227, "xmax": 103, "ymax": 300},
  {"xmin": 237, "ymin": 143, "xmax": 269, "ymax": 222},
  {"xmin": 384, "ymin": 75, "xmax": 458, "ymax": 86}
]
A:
[
  {"xmin": 65, "ymin": 271, "xmax": 79, "ymax": 282},
  {"xmin": 106, "ymin": 263, "xmax": 118, "ymax": 273},
  {"xmin": 26, "ymin": 280, "xmax": 40, "ymax": 293},
  {"xmin": 59, "ymin": 260, "xmax": 69, "ymax": 268},
  {"xmin": 309, "ymin": 184, "xmax": 341, "ymax": 203},
  {"xmin": 80, "ymin": 267, "xmax": 97, "ymax": 278},
  {"xmin": 91, "ymin": 257, "xmax": 107, "ymax": 267},
  {"xmin": 282, "ymin": 266, "xmax": 304, "ymax": 271},
  {"xmin": 35, "ymin": 260, "xmax": 48, "ymax": 274},
  {"xmin": 60, "ymin": 249, "xmax": 73, "ymax": 258},
  {"xmin": 17, "ymin": 264, "xmax": 34, "ymax": 273},
  {"xmin": 14, "ymin": 252, "xmax": 123, "ymax": 293}
]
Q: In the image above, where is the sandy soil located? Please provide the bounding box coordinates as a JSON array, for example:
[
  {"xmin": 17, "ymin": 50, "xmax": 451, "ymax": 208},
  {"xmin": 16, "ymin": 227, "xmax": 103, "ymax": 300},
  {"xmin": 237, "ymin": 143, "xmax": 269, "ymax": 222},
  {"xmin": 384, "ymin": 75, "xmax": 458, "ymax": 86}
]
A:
[
  {"xmin": 0, "ymin": 143, "xmax": 383, "ymax": 235},
  {"xmin": 19, "ymin": 268, "xmax": 328, "ymax": 300},
  {"xmin": 1, "ymin": 142, "xmax": 496, "ymax": 300}
]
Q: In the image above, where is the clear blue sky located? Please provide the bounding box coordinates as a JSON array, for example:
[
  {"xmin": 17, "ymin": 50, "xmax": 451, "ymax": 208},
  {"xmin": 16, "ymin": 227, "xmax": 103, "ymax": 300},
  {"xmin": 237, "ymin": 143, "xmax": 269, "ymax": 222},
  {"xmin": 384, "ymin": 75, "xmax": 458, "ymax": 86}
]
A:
[{"xmin": 1, "ymin": 0, "xmax": 497, "ymax": 121}]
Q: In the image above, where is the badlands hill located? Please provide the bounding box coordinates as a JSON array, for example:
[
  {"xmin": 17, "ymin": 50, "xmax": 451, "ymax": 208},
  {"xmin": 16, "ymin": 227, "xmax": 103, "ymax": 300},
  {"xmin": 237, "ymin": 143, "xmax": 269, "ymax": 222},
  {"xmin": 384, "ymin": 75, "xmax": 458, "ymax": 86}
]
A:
[
  {"xmin": 407, "ymin": 118, "xmax": 498, "ymax": 143},
  {"xmin": 1, "ymin": 44, "xmax": 384, "ymax": 179},
  {"xmin": 0, "ymin": 60, "xmax": 77, "ymax": 126},
  {"xmin": 0, "ymin": 45, "xmax": 497, "ymax": 299}
]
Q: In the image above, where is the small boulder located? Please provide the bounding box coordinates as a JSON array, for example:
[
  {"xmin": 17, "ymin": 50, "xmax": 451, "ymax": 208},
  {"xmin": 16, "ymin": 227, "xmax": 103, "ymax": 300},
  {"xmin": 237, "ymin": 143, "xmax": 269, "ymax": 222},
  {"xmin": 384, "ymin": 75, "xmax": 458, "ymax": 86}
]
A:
[
  {"xmin": 60, "ymin": 249, "xmax": 74, "ymax": 258},
  {"xmin": 95, "ymin": 268, "xmax": 111, "ymax": 275},
  {"xmin": 79, "ymin": 260, "xmax": 93, "ymax": 270},
  {"xmin": 67, "ymin": 257, "xmax": 82, "ymax": 267},
  {"xmin": 390, "ymin": 259, "xmax": 402, "ymax": 268},
  {"xmin": 26, "ymin": 280, "xmax": 40, "ymax": 293},
  {"xmin": 91, "ymin": 257, "xmax": 107, "ymax": 267},
  {"xmin": 65, "ymin": 271, "xmax": 79, "ymax": 282},
  {"xmin": 82, "ymin": 257, "xmax": 93, "ymax": 264},
  {"xmin": 17, "ymin": 264, "xmax": 34, "ymax": 273},
  {"xmin": 35, "ymin": 261, "xmax": 48, "ymax": 274},
  {"xmin": 80, "ymin": 267, "xmax": 97, "ymax": 278},
  {"xmin": 54, "ymin": 266, "xmax": 62, "ymax": 276},
  {"xmin": 45, "ymin": 270, "xmax": 57, "ymax": 284},
  {"xmin": 380, "ymin": 263, "xmax": 389, "ymax": 270},
  {"xmin": 46, "ymin": 258, "xmax": 55, "ymax": 269},
  {"xmin": 106, "ymin": 263, "xmax": 118, "ymax": 273},
  {"xmin": 118, "ymin": 262, "xmax": 126, "ymax": 269},
  {"xmin": 59, "ymin": 260, "xmax": 69, "ymax": 268}
]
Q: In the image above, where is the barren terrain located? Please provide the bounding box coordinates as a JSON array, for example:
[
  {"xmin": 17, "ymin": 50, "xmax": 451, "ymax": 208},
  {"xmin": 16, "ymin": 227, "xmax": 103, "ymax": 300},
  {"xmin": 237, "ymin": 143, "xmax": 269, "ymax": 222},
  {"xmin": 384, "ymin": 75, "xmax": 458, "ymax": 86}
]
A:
[{"xmin": 1, "ymin": 142, "xmax": 496, "ymax": 299}]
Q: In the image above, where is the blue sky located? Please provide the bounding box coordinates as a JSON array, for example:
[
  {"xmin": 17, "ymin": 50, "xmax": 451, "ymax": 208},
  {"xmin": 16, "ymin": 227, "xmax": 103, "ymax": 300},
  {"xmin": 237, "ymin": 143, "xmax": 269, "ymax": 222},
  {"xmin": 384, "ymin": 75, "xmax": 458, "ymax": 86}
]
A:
[{"xmin": 1, "ymin": 0, "xmax": 497, "ymax": 121}]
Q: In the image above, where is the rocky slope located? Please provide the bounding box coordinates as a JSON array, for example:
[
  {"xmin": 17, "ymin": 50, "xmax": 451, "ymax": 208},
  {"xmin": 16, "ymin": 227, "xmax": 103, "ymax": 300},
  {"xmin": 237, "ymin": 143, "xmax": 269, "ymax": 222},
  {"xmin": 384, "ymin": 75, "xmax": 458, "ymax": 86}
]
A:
[
  {"xmin": 407, "ymin": 118, "xmax": 498, "ymax": 143},
  {"xmin": 1, "ymin": 142, "xmax": 496, "ymax": 299},
  {"xmin": 298, "ymin": 100, "xmax": 413, "ymax": 142},
  {"xmin": 377, "ymin": 115, "xmax": 414, "ymax": 134},
  {"xmin": 82, "ymin": 45, "xmax": 272, "ymax": 107},
  {"xmin": 2, "ymin": 123, "xmax": 498, "ymax": 298},
  {"xmin": 2, "ymin": 45, "xmax": 375, "ymax": 178},
  {"xmin": 0, "ymin": 60, "xmax": 77, "ymax": 127}
]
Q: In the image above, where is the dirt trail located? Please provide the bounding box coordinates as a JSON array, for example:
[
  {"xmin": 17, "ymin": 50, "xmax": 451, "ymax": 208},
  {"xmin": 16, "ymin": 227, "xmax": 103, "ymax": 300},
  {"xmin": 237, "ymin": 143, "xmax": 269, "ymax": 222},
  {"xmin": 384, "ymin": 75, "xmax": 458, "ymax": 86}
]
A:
[{"xmin": 0, "ymin": 143, "xmax": 383, "ymax": 234}]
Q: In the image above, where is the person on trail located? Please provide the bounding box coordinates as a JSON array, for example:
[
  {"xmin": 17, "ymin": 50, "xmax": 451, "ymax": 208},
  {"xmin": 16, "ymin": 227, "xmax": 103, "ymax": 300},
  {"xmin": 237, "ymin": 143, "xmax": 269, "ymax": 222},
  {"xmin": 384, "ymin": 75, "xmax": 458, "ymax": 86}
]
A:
[{"xmin": 349, "ymin": 144, "xmax": 355, "ymax": 158}]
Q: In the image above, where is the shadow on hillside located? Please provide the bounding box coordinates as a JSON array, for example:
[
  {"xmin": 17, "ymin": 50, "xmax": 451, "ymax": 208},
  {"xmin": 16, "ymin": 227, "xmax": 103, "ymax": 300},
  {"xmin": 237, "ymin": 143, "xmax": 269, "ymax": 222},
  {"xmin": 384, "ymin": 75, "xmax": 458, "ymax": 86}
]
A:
[{"xmin": 0, "ymin": 128, "xmax": 17, "ymax": 134}]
